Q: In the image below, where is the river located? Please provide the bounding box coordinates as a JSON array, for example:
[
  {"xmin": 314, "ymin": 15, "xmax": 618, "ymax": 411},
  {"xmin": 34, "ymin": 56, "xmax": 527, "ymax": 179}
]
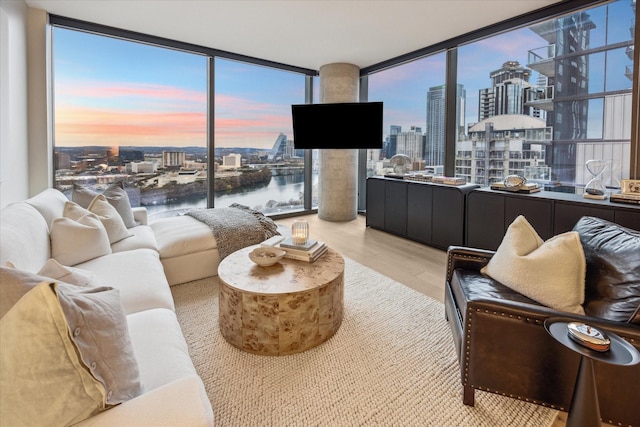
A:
[{"xmin": 144, "ymin": 173, "xmax": 318, "ymax": 217}]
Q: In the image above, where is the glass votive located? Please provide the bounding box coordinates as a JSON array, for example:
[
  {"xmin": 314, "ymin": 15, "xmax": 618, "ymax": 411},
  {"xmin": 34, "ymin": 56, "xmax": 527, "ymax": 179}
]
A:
[{"xmin": 291, "ymin": 219, "xmax": 309, "ymax": 245}]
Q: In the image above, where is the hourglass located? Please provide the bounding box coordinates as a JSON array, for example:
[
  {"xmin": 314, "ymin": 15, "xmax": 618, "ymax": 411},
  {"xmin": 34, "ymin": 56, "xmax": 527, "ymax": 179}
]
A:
[{"xmin": 584, "ymin": 159, "xmax": 607, "ymax": 199}]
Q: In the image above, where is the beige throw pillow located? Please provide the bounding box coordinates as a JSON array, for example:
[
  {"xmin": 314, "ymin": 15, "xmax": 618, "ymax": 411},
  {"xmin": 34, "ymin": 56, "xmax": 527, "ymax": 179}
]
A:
[
  {"xmin": 481, "ymin": 215, "xmax": 586, "ymax": 314},
  {"xmin": 51, "ymin": 213, "xmax": 112, "ymax": 266},
  {"xmin": 73, "ymin": 182, "xmax": 137, "ymax": 228},
  {"xmin": 0, "ymin": 282, "xmax": 106, "ymax": 426},
  {"xmin": 37, "ymin": 258, "xmax": 95, "ymax": 286},
  {"xmin": 64, "ymin": 198, "xmax": 132, "ymax": 244}
]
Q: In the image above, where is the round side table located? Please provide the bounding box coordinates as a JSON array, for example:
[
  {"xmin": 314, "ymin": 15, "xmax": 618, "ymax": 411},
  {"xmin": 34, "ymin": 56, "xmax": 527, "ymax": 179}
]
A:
[{"xmin": 544, "ymin": 318, "xmax": 640, "ymax": 427}]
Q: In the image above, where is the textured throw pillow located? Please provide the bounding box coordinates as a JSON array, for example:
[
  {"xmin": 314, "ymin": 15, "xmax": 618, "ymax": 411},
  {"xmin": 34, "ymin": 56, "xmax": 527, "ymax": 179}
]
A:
[
  {"xmin": 50, "ymin": 213, "xmax": 112, "ymax": 266},
  {"xmin": 0, "ymin": 282, "xmax": 105, "ymax": 426},
  {"xmin": 481, "ymin": 215, "xmax": 586, "ymax": 314},
  {"xmin": 73, "ymin": 182, "xmax": 136, "ymax": 228},
  {"xmin": 64, "ymin": 198, "xmax": 132, "ymax": 244}
]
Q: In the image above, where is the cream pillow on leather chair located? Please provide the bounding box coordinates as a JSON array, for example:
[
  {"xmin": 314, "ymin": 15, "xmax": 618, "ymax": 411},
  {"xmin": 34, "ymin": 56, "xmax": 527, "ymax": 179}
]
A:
[{"xmin": 481, "ymin": 215, "xmax": 586, "ymax": 314}]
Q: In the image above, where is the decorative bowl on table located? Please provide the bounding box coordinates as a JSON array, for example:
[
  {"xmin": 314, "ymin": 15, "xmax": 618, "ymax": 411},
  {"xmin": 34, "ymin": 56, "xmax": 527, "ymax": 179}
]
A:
[{"xmin": 248, "ymin": 247, "xmax": 286, "ymax": 267}]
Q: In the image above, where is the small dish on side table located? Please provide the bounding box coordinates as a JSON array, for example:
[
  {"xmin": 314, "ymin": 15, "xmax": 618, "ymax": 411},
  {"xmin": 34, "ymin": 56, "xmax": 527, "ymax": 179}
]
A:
[{"xmin": 248, "ymin": 247, "xmax": 286, "ymax": 267}]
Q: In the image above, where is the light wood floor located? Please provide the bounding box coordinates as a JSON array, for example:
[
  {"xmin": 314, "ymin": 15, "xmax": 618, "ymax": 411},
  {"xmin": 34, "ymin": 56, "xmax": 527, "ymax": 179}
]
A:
[
  {"xmin": 277, "ymin": 213, "xmax": 602, "ymax": 427},
  {"xmin": 277, "ymin": 214, "xmax": 448, "ymax": 303}
]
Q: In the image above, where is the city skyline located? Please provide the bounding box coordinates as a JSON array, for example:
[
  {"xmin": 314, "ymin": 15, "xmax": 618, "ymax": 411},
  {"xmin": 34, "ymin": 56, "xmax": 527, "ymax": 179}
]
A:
[{"xmin": 53, "ymin": 1, "xmax": 631, "ymax": 150}]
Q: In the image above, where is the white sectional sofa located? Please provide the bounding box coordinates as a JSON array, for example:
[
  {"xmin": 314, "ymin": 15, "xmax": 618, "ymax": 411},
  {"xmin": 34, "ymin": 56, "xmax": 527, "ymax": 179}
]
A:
[{"xmin": 0, "ymin": 188, "xmax": 214, "ymax": 426}]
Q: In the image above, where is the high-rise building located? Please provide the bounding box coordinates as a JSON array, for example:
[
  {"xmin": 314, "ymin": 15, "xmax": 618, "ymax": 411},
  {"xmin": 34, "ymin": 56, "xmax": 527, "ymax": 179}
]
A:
[
  {"xmin": 477, "ymin": 61, "xmax": 543, "ymax": 122},
  {"xmin": 162, "ymin": 151, "xmax": 185, "ymax": 169},
  {"xmin": 270, "ymin": 133, "xmax": 297, "ymax": 160},
  {"xmin": 426, "ymin": 84, "xmax": 465, "ymax": 167},
  {"xmin": 526, "ymin": 4, "xmax": 633, "ymax": 189},
  {"xmin": 396, "ymin": 127, "xmax": 424, "ymax": 161},
  {"xmin": 383, "ymin": 125, "xmax": 402, "ymax": 159}
]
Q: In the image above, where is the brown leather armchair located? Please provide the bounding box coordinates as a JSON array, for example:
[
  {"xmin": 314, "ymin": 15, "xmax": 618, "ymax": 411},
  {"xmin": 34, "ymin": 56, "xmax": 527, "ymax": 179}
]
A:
[{"xmin": 444, "ymin": 216, "xmax": 640, "ymax": 427}]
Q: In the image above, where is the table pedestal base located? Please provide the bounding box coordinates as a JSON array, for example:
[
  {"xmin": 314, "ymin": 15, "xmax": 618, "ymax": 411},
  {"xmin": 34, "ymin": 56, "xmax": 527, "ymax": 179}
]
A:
[{"xmin": 567, "ymin": 356, "xmax": 601, "ymax": 427}]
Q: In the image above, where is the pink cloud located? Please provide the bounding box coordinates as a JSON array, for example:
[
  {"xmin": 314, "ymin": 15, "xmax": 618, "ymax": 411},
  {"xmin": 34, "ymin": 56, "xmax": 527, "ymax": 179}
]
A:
[{"xmin": 57, "ymin": 80, "xmax": 206, "ymax": 104}]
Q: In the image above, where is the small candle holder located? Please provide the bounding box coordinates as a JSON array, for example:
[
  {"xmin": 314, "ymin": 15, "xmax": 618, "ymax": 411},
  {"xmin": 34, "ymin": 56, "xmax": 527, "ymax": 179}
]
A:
[{"xmin": 291, "ymin": 219, "xmax": 309, "ymax": 246}]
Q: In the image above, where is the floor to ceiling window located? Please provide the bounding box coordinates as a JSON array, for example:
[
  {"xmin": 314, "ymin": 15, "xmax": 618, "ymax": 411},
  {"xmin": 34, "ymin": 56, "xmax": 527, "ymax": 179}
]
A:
[
  {"xmin": 213, "ymin": 58, "xmax": 309, "ymax": 214},
  {"xmin": 52, "ymin": 27, "xmax": 208, "ymax": 216},
  {"xmin": 51, "ymin": 22, "xmax": 315, "ymax": 218},
  {"xmin": 366, "ymin": 54, "xmax": 447, "ymax": 177},
  {"xmin": 455, "ymin": 0, "xmax": 635, "ymax": 193}
]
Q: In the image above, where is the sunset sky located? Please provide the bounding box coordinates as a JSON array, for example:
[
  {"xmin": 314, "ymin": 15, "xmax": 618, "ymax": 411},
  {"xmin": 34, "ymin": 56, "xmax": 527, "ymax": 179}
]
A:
[{"xmin": 53, "ymin": 1, "xmax": 629, "ymax": 150}]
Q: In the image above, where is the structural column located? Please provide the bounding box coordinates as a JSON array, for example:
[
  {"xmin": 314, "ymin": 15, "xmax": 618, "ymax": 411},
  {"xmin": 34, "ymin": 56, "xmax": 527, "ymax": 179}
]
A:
[{"xmin": 318, "ymin": 63, "xmax": 359, "ymax": 222}]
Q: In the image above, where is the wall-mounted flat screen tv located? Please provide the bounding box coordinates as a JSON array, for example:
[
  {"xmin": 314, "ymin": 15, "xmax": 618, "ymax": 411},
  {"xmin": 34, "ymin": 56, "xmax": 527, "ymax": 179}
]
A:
[{"xmin": 291, "ymin": 102, "xmax": 383, "ymax": 149}]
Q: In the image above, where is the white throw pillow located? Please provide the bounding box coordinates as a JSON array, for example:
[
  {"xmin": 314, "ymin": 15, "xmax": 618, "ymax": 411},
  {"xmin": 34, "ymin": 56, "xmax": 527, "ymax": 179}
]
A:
[
  {"xmin": 51, "ymin": 213, "xmax": 112, "ymax": 266},
  {"xmin": 37, "ymin": 258, "xmax": 95, "ymax": 286},
  {"xmin": 481, "ymin": 215, "xmax": 586, "ymax": 314},
  {"xmin": 63, "ymin": 199, "xmax": 132, "ymax": 245}
]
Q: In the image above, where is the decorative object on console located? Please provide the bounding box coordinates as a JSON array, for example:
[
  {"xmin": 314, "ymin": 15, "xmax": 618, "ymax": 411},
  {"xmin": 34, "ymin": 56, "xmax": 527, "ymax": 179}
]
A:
[
  {"xmin": 385, "ymin": 154, "xmax": 412, "ymax": 177},
  {"xmin": 490, "ymin": 175, "xmax": 540, "ymax": 193},
  {"xmin": 431, "ymin": 175, "xmax": 467, "ymax": 185},
  {"xmin": 290, "ymin": 218, "xmax": 309, "ymax": 245},
  {"xmin": 621, "ymin": 179, "xmax": 640, "ymax": 194},
  {"xmin": 480, "ymin": 215, "xmax": 586, "ymax": 314},
  {"xmin": 583, "ymin": 159, "xmax": 608, "ymax": 200}
]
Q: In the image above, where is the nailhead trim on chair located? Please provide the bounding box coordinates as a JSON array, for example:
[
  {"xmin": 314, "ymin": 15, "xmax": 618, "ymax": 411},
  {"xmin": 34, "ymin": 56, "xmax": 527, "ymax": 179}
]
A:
[
  {"xmin": 446, "ymin": 252, "xmax": 491, "ymax": 282},
  {"xmin": 463, "ymin": 306, "xmax": 568, "ymax": 412}
]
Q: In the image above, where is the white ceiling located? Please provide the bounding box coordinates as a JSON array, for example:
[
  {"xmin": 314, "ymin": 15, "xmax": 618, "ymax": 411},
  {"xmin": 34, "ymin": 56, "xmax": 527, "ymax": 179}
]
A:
[{"xmin": 26, "ymin": 0, "xmax": 563, "ymax": 71}]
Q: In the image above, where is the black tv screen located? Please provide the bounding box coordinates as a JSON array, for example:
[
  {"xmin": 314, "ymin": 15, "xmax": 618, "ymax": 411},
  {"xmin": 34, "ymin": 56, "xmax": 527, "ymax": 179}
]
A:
[{"xmin": 291, "ymin": 102, "xmax": 383, "ymax": 149}]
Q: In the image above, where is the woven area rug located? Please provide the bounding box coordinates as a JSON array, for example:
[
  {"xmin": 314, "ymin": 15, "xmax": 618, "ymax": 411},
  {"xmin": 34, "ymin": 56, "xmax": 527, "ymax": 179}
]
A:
[{"xmin": 171, "ymin": 257, "xmax": 558, "ymax": 426}]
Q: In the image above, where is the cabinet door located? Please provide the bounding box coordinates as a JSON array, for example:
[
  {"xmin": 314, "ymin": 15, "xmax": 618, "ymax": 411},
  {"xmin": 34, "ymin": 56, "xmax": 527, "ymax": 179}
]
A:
[
  {"xmin": 384, "ymin": 180, "xmax": 408, "ymax": 236},
  {"xmin": 554, "ymin": 202, "xmax": 614, "ymax": 234},
  {"xmin": 505, "ymin": 196, "xmax": 553, "ymax": 240},
  {"xmin": 407, "ymin": 184, "xmax": 433, "ymax": 244},
  {"xmin": 432, "ymin": 187, "xmax": 465, "ymax": 249},
  {"xmin": 366, "ymin": 178, "xmax": 385, "ymax": 229},
  {"xmin": 614, "ymin": 209, "xmax": 640, "ymax": 231},
  {"xmin": 466, "ymin": 191, "xmax": 505, "ymax": 250}
]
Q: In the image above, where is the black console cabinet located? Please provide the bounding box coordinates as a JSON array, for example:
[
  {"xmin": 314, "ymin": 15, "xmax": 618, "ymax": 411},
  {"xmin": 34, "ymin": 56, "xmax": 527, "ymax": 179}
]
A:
[
  {"xmin": 366, "ymin": 177, "xmax": 479, "ymax": 250},
  {"xmin": 466, "ymin": 188, "xmax": 640, "ymax": 251}
]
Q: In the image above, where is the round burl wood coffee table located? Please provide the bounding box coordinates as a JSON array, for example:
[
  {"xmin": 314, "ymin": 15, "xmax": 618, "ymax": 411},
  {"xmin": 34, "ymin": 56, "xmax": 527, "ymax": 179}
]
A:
[{"xmin": 218, "ymin": 245, "xmax": 344, "ymax": 356}]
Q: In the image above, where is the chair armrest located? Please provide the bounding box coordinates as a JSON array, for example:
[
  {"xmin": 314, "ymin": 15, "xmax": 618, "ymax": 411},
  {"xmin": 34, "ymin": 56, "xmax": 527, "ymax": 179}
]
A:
[
  {"xmin": 446, "ymin": 246, "xmax": 495, "ymax": 283},
  {"xmin": 467, "ymin": 298, "xmax": 640, "ymax": 345},
  {"xmin": 132, "ymin": 207, "xmax": 148, "ymax": 226}
]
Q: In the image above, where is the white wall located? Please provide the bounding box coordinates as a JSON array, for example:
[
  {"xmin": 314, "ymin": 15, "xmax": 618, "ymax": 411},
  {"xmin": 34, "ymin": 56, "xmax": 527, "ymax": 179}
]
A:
[
  {"xmin": 0, "ymin": 1, "xmax": 49, "ymax": 208},
  {"xmin": 0, "ymin": 0, "xmax": 29, "ymax": 208}
]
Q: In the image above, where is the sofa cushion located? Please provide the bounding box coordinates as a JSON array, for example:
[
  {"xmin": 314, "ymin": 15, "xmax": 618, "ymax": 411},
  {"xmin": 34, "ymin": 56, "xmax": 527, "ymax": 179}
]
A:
[
  {"xmin": 481, "ymin": 215, "xmax": 586, "ymax": 315},
  {"xmin": 0, "ymin": 202, "xmax": 50, "ymax": 272},
  {"xmin": 110, "ymin": 224, "xmax": 159, "ymax": 253},
  {"xmin": 574, "ymin": 216, "xmax": 640, "ymax": 324},
  {"xmin": 73, "ymin": 182, "xmax": 136, "ymax": 228},
  {"xmin": 151, "ymin": 215, "xmax": 217, "ymax": 258},
  {"xmin": 126, "ymin": 308, "xmax": 197, "ymax": 392},
  {"xmin": 24, "ymin": 188, "xmax": 69, "ymax": 230},
  {"xmin": 74, "ymin": 249, "xmax": 174, "ymax": 314},
  {"xmin": 51, "ymin": 213, "xmax": 112, "ymax": 266},
  {"xmin": 0, "ymin": 282, "xmax": 106, "ymax": 426}
]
